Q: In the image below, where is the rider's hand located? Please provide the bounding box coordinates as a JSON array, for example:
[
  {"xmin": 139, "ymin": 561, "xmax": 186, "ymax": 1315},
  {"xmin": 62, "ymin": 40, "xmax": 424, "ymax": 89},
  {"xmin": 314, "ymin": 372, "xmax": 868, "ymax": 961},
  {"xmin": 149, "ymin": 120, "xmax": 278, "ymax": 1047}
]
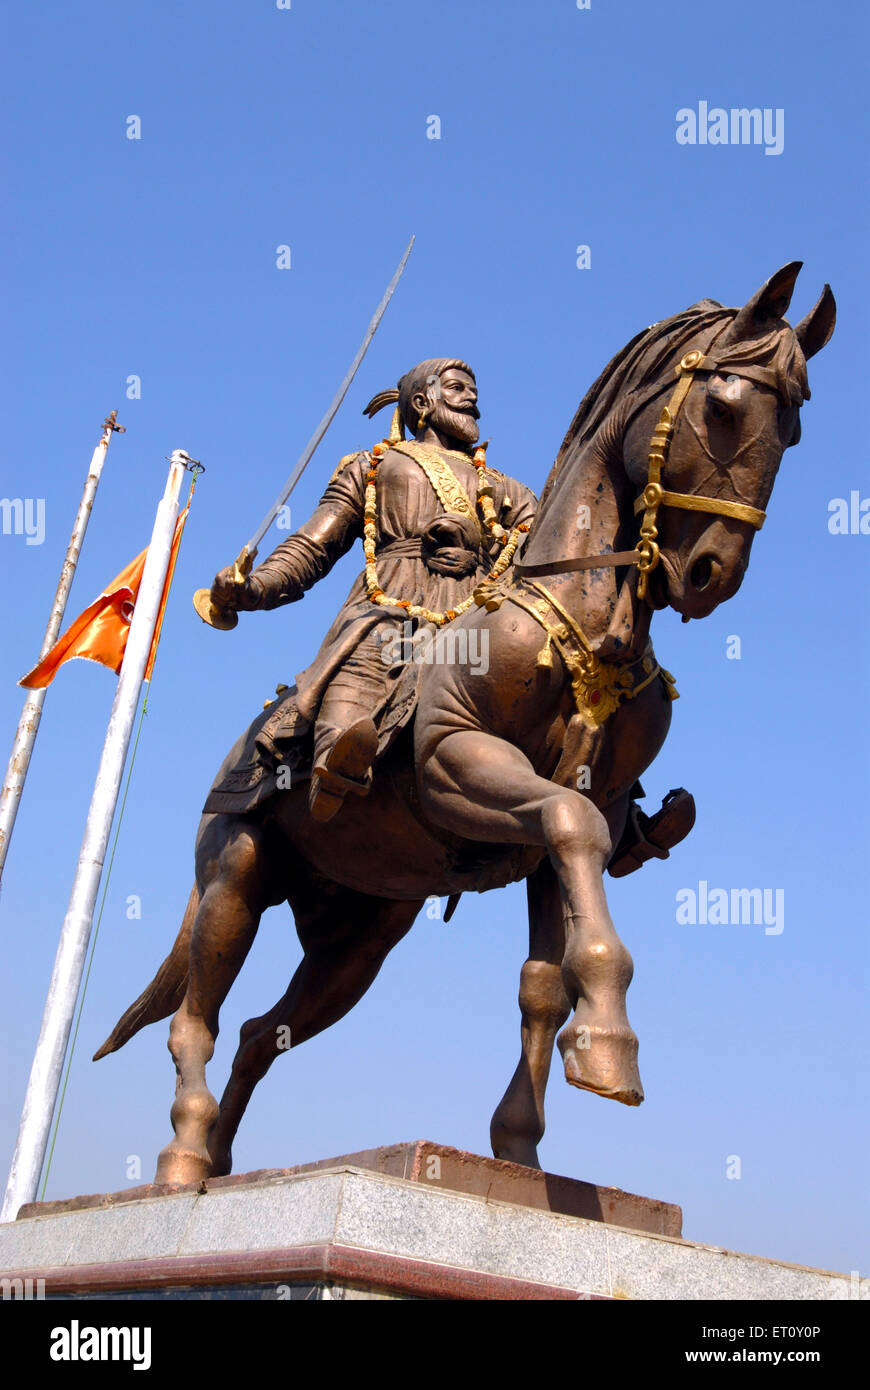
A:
[{"xmin": 210, "ymin": 565, "xmax": 261, "ymax": 613}]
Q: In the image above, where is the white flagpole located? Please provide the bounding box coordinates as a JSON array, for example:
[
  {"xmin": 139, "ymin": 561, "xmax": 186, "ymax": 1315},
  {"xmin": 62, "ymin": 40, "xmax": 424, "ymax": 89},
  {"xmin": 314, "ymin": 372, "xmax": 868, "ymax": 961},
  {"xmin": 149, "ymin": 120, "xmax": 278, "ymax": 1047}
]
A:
[
  {"xmin": 1, "ymin": 452, "xmax": 187, "ymax": 1222},
  {"xmin": 0, "ymin": 412, "xmax": 125, "ymax": 888}
]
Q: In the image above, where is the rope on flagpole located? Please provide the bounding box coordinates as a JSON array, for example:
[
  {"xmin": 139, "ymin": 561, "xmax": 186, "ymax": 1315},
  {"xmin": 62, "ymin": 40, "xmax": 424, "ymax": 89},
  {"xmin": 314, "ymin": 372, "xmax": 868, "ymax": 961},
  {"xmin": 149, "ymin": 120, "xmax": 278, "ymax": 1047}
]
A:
[{"xmin": 39, "ymin": 465, "xmax": 203, "ymax": 1198}]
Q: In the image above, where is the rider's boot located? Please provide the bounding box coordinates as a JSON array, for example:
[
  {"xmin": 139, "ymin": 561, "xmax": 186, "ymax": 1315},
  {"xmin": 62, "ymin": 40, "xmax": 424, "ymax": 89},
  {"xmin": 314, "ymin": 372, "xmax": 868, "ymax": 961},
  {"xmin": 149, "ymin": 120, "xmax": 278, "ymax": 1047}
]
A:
[
  {"xmin": 309, "ymin": 700, "xmax": 379, "ymax": 824},
  {"xmin": 607, "ymin": 784, "xmax": 696, "ymax": 878}
]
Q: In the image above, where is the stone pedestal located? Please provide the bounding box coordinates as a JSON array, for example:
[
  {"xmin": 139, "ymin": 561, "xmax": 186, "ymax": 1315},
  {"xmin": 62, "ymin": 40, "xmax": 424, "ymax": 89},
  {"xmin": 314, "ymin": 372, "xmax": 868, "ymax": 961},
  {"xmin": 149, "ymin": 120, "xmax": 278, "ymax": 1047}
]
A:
[{"xmin": 0, "ymin": 1142, "xmax": 852, "ymax": 1300}]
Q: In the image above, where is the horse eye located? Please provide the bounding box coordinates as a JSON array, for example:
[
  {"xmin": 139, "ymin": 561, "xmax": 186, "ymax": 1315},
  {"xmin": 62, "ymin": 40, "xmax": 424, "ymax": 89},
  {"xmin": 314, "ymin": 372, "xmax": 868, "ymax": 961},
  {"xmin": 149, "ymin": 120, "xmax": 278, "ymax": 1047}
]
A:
[{"xmin": 707, "ymin": 396, "xmax": 731, "ymax": 423}]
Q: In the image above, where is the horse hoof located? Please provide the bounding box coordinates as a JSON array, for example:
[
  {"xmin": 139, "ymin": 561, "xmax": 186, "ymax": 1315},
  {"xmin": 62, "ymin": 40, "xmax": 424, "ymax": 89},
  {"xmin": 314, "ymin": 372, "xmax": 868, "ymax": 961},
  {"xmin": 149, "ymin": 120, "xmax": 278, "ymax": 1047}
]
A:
[
  {"xmin": 558, "ymin": 1024, "xmax": 644, "ymax": 1107},
  {"xmin": 207, "ymin": 1138, "xmax": 233, "ymax": 1178},
  {"xmin": 490, "ymin": 1124, "xmax": 541, "ymax": 1169},
  {"xmin": 154, "ymin": 1143, "xmax": 213, "ymax": 1185}
]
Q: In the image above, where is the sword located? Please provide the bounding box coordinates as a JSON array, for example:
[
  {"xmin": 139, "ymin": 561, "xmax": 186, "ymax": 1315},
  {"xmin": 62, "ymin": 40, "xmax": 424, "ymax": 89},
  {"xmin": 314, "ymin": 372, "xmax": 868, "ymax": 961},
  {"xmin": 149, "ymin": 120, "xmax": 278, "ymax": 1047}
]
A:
[{"xmin": 193, "ymin": 234, "xmax": 415, "ymax": 630}]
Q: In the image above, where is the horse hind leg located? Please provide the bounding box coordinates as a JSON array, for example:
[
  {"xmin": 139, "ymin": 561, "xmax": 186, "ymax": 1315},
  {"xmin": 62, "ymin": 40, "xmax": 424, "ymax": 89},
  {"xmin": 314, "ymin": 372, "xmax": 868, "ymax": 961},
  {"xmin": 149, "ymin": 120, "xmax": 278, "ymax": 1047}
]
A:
[
  {"xmin": 208, "ymin": 892, "xmax": 421, "ymax": 1177},
  {"xmin": 155, "ymin": 817, "xmax": 279, "ymax": 1185}
]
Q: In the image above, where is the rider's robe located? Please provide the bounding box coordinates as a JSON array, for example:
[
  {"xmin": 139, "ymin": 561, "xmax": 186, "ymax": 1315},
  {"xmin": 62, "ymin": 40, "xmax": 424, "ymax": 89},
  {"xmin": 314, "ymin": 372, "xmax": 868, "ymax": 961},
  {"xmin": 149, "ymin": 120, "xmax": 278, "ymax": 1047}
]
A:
[{"xmin": 203, "ymin": 444, "xmax": 537, "ymax": 814}]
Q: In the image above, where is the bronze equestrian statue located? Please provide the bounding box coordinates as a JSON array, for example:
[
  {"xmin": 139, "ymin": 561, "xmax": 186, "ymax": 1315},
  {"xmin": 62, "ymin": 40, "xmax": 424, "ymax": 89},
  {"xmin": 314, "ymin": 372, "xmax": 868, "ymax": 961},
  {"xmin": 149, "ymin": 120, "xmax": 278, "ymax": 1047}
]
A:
[{"xmin": 95, "ymin": 263, "xmax": 835, "ymax": 1186}]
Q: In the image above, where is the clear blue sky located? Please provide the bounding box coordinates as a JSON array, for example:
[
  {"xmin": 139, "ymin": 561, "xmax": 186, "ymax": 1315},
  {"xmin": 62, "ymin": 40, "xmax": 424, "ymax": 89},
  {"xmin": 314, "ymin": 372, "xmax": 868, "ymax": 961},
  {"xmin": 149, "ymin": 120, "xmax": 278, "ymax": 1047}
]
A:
[{"xmin": 1, "ymin": 0, "xmax": 866, "ymax": 1277}]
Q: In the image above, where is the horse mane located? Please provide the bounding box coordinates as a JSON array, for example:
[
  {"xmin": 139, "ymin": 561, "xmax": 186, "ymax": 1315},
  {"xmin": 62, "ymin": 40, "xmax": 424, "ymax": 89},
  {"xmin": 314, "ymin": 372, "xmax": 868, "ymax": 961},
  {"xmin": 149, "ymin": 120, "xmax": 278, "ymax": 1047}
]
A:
[{"xmin": 534, "ymin": 302, "xmax": 731, "ymax": 519}]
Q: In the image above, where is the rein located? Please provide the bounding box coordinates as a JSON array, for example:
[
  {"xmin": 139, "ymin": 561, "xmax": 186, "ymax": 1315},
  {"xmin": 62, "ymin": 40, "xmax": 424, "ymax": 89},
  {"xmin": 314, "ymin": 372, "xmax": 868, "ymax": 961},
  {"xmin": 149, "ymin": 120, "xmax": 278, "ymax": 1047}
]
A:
[{"xmin": 514, "ymin": 348, "xmax": 767, "ymax": 598}]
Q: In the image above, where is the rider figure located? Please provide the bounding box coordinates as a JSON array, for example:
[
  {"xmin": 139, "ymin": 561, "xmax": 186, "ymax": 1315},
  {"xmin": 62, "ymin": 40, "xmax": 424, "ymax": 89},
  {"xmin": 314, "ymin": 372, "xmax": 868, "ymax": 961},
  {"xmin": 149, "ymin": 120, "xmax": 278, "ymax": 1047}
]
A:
[{"xmin": 210, "ymin": 358, "xmax": 536, "ymax": 822}]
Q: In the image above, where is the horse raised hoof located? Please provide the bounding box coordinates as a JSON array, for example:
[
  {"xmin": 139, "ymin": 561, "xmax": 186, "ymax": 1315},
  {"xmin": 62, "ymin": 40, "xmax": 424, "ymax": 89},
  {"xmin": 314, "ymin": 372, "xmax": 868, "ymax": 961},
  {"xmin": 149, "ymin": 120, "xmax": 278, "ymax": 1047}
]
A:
[{"xmin": 558, "ymin": 1023, "xmax": 644, "ymax": 1106}]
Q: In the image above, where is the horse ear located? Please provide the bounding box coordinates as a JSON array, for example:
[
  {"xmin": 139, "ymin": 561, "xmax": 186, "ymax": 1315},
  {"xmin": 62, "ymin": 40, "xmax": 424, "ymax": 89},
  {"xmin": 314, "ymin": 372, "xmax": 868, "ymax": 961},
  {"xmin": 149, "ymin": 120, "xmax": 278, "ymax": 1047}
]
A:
[
  {"xmin": 794, "ymin": 285, "xmax": 836, "ymax": 360},
  {"xmin": 722, "ymin": 261, "xmax": 803, "ymax": 343}
]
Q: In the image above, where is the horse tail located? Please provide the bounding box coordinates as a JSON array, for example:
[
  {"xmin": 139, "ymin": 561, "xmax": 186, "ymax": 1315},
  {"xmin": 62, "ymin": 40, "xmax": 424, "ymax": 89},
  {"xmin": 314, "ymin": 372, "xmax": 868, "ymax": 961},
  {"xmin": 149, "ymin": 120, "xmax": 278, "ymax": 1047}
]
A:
[{"xmin": 92, "ymin": 882, "xmax": 198, "ymax": 1060}]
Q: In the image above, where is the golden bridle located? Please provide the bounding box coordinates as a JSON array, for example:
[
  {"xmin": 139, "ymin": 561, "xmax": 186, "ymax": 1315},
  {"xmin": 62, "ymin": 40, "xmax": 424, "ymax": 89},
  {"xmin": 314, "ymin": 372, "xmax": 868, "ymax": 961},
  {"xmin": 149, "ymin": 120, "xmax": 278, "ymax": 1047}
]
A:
[
  {"xmin": 632, "ymin": 348, "xmax": 767, "ymax": 598},
  {"xmin": 515, "ymin": 347, "xmax": 768, "ymax": 599}
]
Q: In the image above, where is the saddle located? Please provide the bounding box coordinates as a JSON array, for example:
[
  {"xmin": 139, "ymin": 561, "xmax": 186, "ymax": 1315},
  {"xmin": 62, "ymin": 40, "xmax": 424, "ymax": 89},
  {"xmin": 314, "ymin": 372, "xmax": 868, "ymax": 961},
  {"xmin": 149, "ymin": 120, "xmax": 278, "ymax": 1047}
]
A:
[{"xmin": 202, "ymin": 660, "xmax": 421, "ymax": 816}]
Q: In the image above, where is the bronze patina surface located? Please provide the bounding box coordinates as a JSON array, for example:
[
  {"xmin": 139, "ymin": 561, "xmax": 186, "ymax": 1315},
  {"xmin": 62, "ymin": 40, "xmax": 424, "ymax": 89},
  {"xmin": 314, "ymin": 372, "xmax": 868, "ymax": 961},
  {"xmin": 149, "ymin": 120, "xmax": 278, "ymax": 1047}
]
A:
[{"xmin": 95, "ymin": 265, "xmax": 835, "ymax": 1186}]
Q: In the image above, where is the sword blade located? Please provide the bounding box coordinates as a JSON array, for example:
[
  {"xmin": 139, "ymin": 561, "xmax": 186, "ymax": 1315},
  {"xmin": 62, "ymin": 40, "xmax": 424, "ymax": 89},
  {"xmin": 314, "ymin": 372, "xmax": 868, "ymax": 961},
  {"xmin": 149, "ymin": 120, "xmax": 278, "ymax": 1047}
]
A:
[{"xmin": 245, "ymin": 234, "xmax": 415, "ymax": 557}]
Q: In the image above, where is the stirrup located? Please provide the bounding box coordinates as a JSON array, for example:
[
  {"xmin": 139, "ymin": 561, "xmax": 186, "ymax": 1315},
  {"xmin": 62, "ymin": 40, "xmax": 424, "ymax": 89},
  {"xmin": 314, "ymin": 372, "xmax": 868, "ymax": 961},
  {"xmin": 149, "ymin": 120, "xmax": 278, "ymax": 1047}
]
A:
[
  {"xmin": 309, "ymin": 717, "xmax": 378, "ymax": 824},
  {"xmin": 607, "ymin": 787, "xmax": 696, "ymax": 878}
]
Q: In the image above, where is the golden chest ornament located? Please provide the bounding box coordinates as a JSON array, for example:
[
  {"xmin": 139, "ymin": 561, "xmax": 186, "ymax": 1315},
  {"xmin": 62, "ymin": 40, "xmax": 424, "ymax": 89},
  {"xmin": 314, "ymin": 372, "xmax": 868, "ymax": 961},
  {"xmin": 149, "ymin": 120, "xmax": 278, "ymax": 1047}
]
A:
[
  {"xmin": 360, "ymin": 437, "xmax": 529, "ymax": 627},
  {"xmin": 497, "ymin": 580, "xmax": 679, "ymax": 729}
]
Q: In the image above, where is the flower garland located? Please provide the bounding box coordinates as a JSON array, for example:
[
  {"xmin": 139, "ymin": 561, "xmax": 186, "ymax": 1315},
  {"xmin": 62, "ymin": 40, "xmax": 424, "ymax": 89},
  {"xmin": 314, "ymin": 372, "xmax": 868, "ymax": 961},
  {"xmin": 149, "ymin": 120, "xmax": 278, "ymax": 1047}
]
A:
[{"xmin": 363, "ymin": 439, "xmax": 529, "ymax": 626}]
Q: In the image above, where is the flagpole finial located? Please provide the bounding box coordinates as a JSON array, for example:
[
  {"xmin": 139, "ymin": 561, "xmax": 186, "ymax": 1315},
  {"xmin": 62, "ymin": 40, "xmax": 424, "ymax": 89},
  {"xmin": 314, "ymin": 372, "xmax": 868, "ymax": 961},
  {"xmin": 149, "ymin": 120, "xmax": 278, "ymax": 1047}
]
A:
[{"xmin": 102, "ymin": 410, "xmax": 125, "ymax": 435}]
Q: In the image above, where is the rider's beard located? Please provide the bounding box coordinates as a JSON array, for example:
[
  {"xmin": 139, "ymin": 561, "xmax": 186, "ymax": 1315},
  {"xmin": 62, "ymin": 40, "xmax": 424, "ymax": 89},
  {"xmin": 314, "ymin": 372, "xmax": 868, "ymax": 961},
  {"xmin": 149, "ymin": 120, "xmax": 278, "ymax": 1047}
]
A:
[{"xmin": 431, "ymin": 402, "xmax": 480, "ymax": 449}]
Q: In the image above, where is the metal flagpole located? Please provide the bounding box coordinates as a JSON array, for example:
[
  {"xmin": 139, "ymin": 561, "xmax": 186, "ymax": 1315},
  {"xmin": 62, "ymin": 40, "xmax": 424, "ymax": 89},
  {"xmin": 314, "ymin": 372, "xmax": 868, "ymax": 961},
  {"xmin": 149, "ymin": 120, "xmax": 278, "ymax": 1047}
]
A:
[
  {"xmin": 1, "ymin": 452, "xmax": 186, "ymax": 1222},
  {"xmin": 0, "ymin": 411, "xmax": 126, "ymax": 888}
]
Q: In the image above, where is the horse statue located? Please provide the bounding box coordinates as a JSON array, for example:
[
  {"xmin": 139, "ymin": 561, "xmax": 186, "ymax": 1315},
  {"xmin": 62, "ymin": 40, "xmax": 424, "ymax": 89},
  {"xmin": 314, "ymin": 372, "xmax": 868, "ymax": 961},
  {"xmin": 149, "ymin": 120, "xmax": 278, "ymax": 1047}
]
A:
[{"xmin": 95, "ymin": 262, "xmax": 835, "ymax": 1185}]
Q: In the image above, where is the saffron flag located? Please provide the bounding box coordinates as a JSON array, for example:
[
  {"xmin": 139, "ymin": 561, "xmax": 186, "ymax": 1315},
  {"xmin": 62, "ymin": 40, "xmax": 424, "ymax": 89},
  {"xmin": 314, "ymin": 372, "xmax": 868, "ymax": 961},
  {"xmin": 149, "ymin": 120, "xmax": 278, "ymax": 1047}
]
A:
[{"xmin": 19, "ymin": 506, "xmax": 190, "ymax": 689}]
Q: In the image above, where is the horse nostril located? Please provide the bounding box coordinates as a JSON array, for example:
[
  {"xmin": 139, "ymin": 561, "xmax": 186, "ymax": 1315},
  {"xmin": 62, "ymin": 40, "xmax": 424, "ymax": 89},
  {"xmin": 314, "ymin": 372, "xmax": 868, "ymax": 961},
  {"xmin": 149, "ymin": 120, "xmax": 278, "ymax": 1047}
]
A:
[{"xmin": 690, "ymin": 556, "xmax": 714, "ymax": 591}]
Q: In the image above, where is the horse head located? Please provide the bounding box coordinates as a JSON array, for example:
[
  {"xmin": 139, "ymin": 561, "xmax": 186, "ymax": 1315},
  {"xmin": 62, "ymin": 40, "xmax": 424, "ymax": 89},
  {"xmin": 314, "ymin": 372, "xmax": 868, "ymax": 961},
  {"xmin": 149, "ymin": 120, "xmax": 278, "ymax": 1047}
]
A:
[{"xmin": 620, "ymin": 263, "xmax": 836, "ymax": 619}]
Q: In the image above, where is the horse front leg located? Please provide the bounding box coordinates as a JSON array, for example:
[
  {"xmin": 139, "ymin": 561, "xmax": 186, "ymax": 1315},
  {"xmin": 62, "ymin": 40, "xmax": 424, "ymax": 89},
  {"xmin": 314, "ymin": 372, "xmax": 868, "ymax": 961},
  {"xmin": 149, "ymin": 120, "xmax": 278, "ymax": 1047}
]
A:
[
  {"xmin": 545, "ymin": 793, "xmax": 642, "ymax": 1105},
  {"xmin": 490, "ymin": 857, "xmax": 570, "ymax": 1167},
  {"xmin": 417, "ymin": 728, "xmax": 642, "ymax": 1109}
]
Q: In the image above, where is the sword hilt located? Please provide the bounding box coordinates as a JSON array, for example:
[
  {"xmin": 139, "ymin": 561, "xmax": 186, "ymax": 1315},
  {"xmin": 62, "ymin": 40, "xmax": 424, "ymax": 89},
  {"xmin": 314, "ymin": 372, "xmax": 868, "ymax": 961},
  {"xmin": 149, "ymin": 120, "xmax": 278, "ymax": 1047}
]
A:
[
  {"xmin": 193, "ymin": 547, "xmax": 253, "ymax": 631},
  {"xmin": 232, "ymin": 546, "xmax": 253, "ymax": 584}
]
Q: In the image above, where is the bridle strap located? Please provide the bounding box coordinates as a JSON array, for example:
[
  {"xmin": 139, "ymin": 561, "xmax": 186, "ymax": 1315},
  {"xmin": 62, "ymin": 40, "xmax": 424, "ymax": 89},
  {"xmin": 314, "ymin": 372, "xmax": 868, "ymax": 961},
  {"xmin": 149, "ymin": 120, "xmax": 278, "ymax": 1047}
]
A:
[
  {"xmin": 633, "ymin": 489, "xmax": 765, "ymax": 529},
  {"xmin": 515, "ymin": 347, "xmax": 767, "ymax": 591},
  {"xmin": 515, "ymin": 549, "xmax": 640, "ymax": 577}
]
